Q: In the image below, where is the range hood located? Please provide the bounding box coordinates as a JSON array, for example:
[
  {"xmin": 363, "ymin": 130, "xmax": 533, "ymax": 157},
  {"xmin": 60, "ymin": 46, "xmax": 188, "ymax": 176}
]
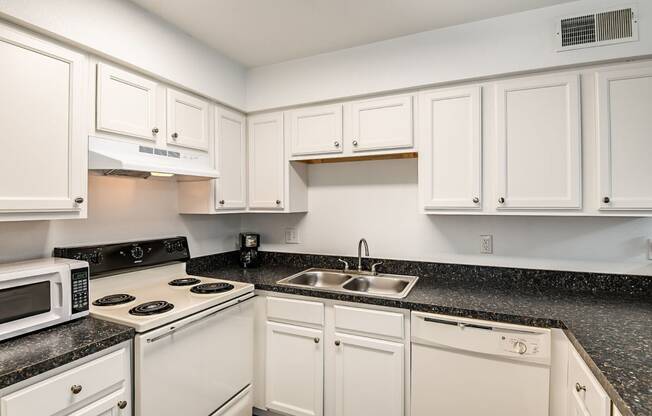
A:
[{"xmin": 88, "ymin": 136, "xmax": 218, "ymax": 181}]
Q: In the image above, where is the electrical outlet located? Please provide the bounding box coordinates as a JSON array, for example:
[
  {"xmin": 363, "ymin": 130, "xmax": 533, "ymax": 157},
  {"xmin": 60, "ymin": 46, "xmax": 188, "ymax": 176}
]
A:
[
  {"xmin": 285, "ymin": 227, "xmax": 299, "ymax": 244},
  {"xmin": 648, "ymin": 239, "xmax": 652, "ymax": 260},
  {"xmin": 480, "ymin": 235, "xmax": 493, "ymax": 254}
]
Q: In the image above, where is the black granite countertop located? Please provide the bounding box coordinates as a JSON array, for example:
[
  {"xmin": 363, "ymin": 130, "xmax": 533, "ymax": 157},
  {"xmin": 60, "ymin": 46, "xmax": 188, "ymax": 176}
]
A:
[
  {"xmin": 0, "ymin": 316, "xmax": 134, "ymax": 390},
  {"xmin": 189, "ymin": 251, "xmax": 652, "ymax": 416}
]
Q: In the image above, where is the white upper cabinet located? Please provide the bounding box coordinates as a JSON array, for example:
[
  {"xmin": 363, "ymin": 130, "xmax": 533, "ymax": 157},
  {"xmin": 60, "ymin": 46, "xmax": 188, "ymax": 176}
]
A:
[
  {"xmin": 495, "ymin": 74, "xmax": 582, "ymax": 210},
  {"xmin": 215, "ymin": 107, "xmax": 247, "ymax": 210},
  {"xmin": 596, "ymin": 66, "xmax": 652, "ymax": 210},
  {"xmin": 248, "ymin": 113, "xmax": 285, "ymax": 209},
  {"xmin": 0, "ymin": 22, "xmax": 87, "ymax": 219},
  {"xmin": 289, "ymin": 104, "xmax": 343, "ymax": 156},
  {"xmin": 333, "ymin": 333, "xmax": 404, "ymax": 416},
  {"xmin": 96, "ymin": 63, "xmax": 159, "ymax": 141},
  {"xmin": 166, "ymin": 88, "xmax": 210, "ymax": 151},
  {"xmin": 419, "ymin": 86, "xmax": 482, "ymax": 210},
  {"xmin": 350, "ymin": 94, "xmax": 414, "ymax": 153}
]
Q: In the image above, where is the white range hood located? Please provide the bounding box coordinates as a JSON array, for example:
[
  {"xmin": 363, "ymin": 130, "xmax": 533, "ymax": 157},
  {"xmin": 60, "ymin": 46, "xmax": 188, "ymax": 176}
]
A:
[{"xmin": 88, "ymin": 136, "xmax": 218, "ymax": 181}]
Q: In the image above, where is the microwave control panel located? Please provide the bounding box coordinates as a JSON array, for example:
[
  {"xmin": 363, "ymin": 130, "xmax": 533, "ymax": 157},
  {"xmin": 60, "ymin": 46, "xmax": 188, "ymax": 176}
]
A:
[{"xmin": 71, "ymin": 267, "xmax": 89, "ymax": 315}]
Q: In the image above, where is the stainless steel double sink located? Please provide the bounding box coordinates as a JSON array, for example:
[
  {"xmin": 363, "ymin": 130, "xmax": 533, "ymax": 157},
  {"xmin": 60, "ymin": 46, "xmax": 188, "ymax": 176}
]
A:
[{"xmin": 277, "ymin": 268, "xmax": 419, "ymax": 299}]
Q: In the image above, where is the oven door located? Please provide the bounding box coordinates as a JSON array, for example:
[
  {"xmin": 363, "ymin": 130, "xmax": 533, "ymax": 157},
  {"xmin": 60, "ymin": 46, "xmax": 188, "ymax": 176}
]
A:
[
  {"xmin": 134, "ymin": 293, "xmax": 254, "ymax": 416},
  {"xmin": 0, "ymin": 266, "xmax": 70, "ymax": 341}
]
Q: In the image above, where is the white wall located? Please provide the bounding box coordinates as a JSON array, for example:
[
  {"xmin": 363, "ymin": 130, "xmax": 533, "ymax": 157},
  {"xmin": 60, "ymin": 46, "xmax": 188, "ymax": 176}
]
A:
[
  {"xmin": 0, "ymin": 0, "xmax": 247, "ymax": 109},
  {"xmin": 243, "ymin": 159, "xmax": 652, "ymax": 276},
  {"xmin": 0, "ymin": 175, "xmax": 241, "ymax": 264},
  {"xmin": 246, "ymin": 0, "xmax": 652, "ymax": 111}
]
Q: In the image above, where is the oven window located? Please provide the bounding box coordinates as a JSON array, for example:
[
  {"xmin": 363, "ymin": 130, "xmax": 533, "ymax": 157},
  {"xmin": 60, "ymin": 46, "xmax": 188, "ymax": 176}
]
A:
[{"xmin": 0, "ymin": 282, "xmax": 51, "ymax": 325}]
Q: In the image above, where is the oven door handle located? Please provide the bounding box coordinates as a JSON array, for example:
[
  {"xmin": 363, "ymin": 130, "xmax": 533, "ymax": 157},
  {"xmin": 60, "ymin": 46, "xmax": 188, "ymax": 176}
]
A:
[{"xmin": 146, "ymin": 292, "xmax": 254, "ymax": 344}]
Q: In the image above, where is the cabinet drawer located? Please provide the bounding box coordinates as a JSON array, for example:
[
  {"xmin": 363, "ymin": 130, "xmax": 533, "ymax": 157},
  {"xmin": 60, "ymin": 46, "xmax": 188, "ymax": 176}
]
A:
[
  {"xmin": 1, "ymin": 348, "xmax": 128, "ymax": 416},
  {"xmin": 267, "ymin": 297, "xmax": 324, "ymax": 326},
  {"xmin": 334, "ymin": 305, "xmax": 404, "ymax": 339},
  {"xmin": 568, "ymin": 346, "xmax": 610, "ymax": 416}
]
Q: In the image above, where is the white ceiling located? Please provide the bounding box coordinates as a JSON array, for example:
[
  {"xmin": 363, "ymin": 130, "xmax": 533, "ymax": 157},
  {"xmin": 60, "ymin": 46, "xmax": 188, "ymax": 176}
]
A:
[{"xmin": 131, "ymin": 0, "xmax": 576, "ymax": 68}]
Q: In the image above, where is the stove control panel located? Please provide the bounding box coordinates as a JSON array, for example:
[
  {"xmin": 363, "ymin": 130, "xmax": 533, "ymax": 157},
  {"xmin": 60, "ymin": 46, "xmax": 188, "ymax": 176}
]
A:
[{"xmin": 54, "ymin": 237, "xmax": 190, "ymax": 278}]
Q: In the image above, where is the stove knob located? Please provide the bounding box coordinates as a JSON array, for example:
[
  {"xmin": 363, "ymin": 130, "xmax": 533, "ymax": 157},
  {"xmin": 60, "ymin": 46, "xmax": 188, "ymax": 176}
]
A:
[
  {"xmin": 130, "ymin": 246, "xmax": 144, "ymax": 259},
  {"xmin": 513, "ymin": 341, "xmax": 528, "ymax": 355}
]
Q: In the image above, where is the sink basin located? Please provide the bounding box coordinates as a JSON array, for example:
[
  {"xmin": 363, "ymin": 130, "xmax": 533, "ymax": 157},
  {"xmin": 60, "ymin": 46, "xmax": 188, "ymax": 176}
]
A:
[
  {"xmin": 277, "ymin": 268, "xmax": 418, "ymax": 299},
  {"xmin": 342, "ymin": 275, "xmax": 409, "ymax": 295},
  {"xmin": 282, "ymin": 270, "xmax": 352, "ymax": 288}
]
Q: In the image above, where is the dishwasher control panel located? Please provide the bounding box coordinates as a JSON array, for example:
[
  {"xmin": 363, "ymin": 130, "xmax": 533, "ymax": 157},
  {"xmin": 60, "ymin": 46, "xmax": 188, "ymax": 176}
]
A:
[{"xmin": 500, "ymin": 334, "xmax": 541, "ymax": 356}]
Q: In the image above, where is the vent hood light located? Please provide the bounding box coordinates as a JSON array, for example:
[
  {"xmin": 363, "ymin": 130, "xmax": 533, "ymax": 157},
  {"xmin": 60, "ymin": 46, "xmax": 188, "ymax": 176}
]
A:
[{"xmin": 150, "ymin": 172, "xmax": 175, "ymax": 177}]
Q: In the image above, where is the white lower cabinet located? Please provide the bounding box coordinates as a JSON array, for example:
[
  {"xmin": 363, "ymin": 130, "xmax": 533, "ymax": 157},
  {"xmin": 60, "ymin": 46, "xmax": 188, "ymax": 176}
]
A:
[
  {"xmin": 260, "ymin": 295, "xmax": 408, "ymax": 416},
  {"xmin": 266, "ymin": 321, "xmax": 324, "ymax": 416},
  {"xmin": 0, "ymin": 343, "xmax": 131, "ymax": 416},
  {"xmin": 333, "ymin": 333, "xmax": 404, "ymax": 416},
  {"xmin": 567, "ymin": 346, "xmax": 610, "ymax": 416}
]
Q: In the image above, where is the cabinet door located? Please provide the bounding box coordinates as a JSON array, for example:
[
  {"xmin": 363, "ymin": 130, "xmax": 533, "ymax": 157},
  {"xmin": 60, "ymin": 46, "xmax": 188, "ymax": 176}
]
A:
[
  {"xmin": 567, "ymin": 347, "xmax": 610, "ymax": 416},
  {"xmin": 68, "ymin": 388, "xmax": 129, "ymax": 416},
  {"xmin": 333, "ymin": 333, "xmax": 404, "ymax": 416},
  {"xmin": 597, "ymin": 66, "xmax": 652, "ymax": 210},
  {"xmin": 0, "ymin": 23, "xmax": 87, "ymax": 214},
  {"xmin": 419, "ymin": 87, "xmax": 482, "ymax": 210},
  {"xmin": 290, "ymin": 104, "xmax": 343, "ymax": 156},
  {"xmin": 96, "ymin": 62, "xmax": 158, "ymax": 140},
  {"xmin": 248, "ymin": 113, "xmax": 285, "ymax": 209},
  {"xmin": 350, "ymin": 94, "xmax": 413, "ymax": 152},
  {"xmin": 495, "ymin": 74, "xmax": 581, "ymax": 209},
  {"xmin": 215, "ymin": 107, "xmax": 247, "ymax": 209},
  {"xmin": 266, "ymin": 322, "xmax": 323, "ymax": 416},
  {"xmin": 166, "ymin": 88, "xmax": 209, "ymax": 150}
]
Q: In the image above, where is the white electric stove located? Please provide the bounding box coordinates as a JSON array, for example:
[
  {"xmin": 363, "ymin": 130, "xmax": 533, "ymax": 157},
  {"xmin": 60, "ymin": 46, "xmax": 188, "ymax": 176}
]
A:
[{"xmin": 55, "ymin": 237, "xmax": 255, "ymax": 416}]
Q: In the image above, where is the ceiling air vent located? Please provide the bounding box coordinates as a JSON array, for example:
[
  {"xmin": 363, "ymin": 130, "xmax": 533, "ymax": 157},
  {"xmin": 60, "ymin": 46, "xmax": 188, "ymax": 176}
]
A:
[{"xmin": 556, "ymin": 5, "xmax": 638, "ymax": 51}]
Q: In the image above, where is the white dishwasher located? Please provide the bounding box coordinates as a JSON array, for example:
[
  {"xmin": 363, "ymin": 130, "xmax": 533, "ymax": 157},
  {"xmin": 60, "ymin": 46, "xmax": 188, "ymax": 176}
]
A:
[{"xmin": 411, "ymin": 311, "xmax": 551, "ymax": 416}]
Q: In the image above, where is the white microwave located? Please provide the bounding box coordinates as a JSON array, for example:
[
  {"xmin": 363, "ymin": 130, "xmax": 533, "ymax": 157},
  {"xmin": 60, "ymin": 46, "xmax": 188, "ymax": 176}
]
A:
[{"xmin": 0, "ymin": 258, "xmax": 89, "ymax": 342}]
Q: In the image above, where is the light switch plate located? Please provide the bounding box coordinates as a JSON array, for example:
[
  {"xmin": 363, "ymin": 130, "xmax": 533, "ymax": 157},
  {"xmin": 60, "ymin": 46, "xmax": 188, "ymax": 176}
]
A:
[
  {"xmin": 285, "ymin": 227, "xmax": 299, "ymax": 244},
  {"xmin": 648, "ymin": 238, "xmax": 652, "ymax": 260},
  {"xmin": 480, "ymin": 235, "xmax": 493, "ymax": 254}
]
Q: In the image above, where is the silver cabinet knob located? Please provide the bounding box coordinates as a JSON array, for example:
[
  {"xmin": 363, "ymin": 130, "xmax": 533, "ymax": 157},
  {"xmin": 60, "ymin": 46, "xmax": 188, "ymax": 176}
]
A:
[
  {"xmin": 575, "ymin": 382, "xmax": 586, "ymax": 393},
  {"xmin": 334, "ymin": 140, "xmax": 340, "ymax": 147},
  {"xmin": 152, "ymin": 127, "xmax": 159, "ymax": 134},
  {"xmin": 334, "ymin": 340, "xmax": 341, "ymax": 346},
  {"xmin": 498, "ymin": 197, "xmax": 505, "ymax": 204},
  {"xmin": 118, "ymin": 400, "xmax": 128, "ymax": 409},
  {"xmin": 219, "ymin": 200, "xmax": 225, "ymax": 205},
  {"xmin": 473, "ymin": 197, "xmax": 480, "ymax": 204},
  {"xmin": 70, "ymin": 384, "xmax": 82, "ymax": 394},
  {"xmin": 352, "ymin": 140, "xmax": 358, "ymax": 146},
  {"xmin": 171, "ymin": 132, "xmax": 178, "ymax": 139},
  {"xmin": 74, "ymin": 197, "xmax": 84, "ymax": 204},
  {"xmin": 603, "ymin": 196, "xmax": 610, "ymax": 203},
  {"xmin": 314, "ymin": 337, "xmax": 320, "ymax": 344},
  {"xmin": 275, "ymin": 200, "xmax": 281, "ymax": 205}
]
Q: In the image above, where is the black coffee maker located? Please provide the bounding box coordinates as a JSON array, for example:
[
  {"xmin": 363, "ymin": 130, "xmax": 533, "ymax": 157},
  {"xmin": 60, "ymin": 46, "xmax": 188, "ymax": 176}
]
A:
[{"xmin": 239, "ymin": 233, "xmax": 260, "ymax": 268}]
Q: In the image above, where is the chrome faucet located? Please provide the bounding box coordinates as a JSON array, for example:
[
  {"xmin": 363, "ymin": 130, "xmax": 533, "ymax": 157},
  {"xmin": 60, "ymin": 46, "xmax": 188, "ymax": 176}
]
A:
[{"xmin": 357, "ymin": 238, "xmax": 369, "ymax": 271}]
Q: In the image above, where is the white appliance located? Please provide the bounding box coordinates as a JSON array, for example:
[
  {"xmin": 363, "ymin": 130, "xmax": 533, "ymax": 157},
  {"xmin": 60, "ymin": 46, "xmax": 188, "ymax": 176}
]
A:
[
  {"xmin": 411, "ymin": 311, "xmax": 552, "ymax": 416},
  {"xmin": 0, "ymin": 258, "xmax": 89, "ymax": 341},
  {"xmin": 56, "ymin": 237, "xmax": 254, "ymax": 416},
  {"xmin": 88, "ymin": 135, "xmax": 219, "ymax": 180}
]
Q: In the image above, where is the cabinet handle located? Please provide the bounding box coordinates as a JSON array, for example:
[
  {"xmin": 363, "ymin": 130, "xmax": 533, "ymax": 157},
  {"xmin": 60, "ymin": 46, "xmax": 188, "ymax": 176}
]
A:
[
  {"xmin": 498, "ymin": 197, "xmax": 505, "ymax": 204},
  {"xmin": 575, "ymin": 382, "xmax": 586, "ymax": 393},
  {"xmin": 219, "ymin": 200, "xmax": 225, "ymax": 205},
  {"xmin": 118, "ymin": 400, "xmax": 128, "ymax": 409},
  {"xmin": 314, "ymin": 337, "xmax": 320, "ymax": 344},
  {"xmin": 74, "ymin": 197, "xmax": 84, "ymax": 204},
  {"xmin": 70, "ymin": 384, "xmax": 82, "ymax": 394},
  {"xmin": 334, "ymin": 340, "xmax": 341, "ymax": 346},
  {"xmin": 275, "ymin": 200, "xmax": 281, "ymax": 205},
  {"xmin": 171, "ymin": 132, "xmax": 178, "ymax": 139},
  {"xmin": 152, "ymin": 127, "xmax": 159, "ymax": 134},
  {"xmin": 334, "ymin": 140, "xmax": 340, "ymax": 148},
  {"xmin": 352, "ymin": 140, "xmax": 358, "ymax": 146},
  {"xmin": 473, "ymin": 197, "xmax": 480, "ymax": 204},
  {"xmin": 603, "ymin": 196, "xmax": 610, "ymax": 203}
]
